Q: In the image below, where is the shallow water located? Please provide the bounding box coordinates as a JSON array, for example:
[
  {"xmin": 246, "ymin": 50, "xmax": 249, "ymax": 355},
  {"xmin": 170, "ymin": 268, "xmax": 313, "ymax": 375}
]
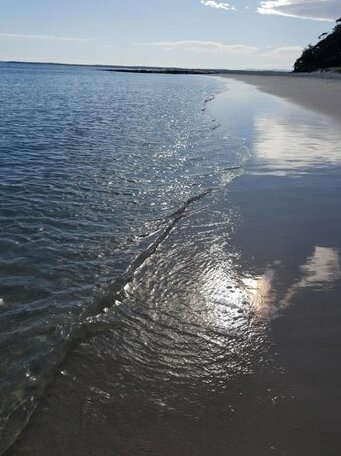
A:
[
  {"xmin": 2, "ymin": 68, "xmax": 341, "ymax": 455},
  {"xmin": 0, "ymin": 63, "xmax": 245, "ymax": 453}
]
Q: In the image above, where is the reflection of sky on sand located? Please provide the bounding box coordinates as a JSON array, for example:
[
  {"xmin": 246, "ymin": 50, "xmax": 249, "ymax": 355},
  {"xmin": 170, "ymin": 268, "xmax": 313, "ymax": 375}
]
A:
[
  {"xmin": 281, "ymin": 247, "xmax": 341, "ymax": 307},
  {"xmin": 301, "ymin": 247, "xmax": 341, "ymax": 285},
  {"xmin": 253, "ymin": 111, "xmax": 341, "ymax": 175},
  {"xmin": 210, "ymin": 79, "xmax": 341, "ymax": 313},
  {"xmin": 210, "ymin": 79, "xmax": 341, "ymax": 176}
]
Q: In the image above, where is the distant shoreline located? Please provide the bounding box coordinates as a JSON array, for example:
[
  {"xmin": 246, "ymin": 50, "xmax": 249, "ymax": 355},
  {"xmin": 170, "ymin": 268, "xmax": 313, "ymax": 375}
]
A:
[
  {"xmin": 0, "ymin": 60, "xmax": 289, "ymax": 76},
  {"xmin": 2, "ymin": 60, "xmax": 341, "ymax": 79}
]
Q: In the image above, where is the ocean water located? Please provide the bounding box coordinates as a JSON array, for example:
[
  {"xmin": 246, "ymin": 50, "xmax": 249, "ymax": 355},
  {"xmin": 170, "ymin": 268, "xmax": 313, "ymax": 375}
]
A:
[
  {"xmin": 2, "ymin": 65, "xmax": 341, "ymax": 456},
  {"xmin": 0, "ymin": 63, "xmax": 246, "ymax": 453}
]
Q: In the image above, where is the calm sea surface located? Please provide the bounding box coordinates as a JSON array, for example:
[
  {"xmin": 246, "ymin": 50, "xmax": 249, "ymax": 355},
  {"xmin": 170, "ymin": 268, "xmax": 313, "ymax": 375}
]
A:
[
  {"xmin": 0, "ymin": 63, "xmax": 245, "ymax": 452},
  {"xmin": 2, "ymin": 64, "xmax": 341, "ymax": 456}
]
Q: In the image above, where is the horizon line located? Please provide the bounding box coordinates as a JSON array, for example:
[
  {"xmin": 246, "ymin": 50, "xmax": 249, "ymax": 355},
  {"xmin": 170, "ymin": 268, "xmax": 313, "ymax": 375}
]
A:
[{"xmin": 0, "ymin": 60, "xmax": 292, "ymax": 72}]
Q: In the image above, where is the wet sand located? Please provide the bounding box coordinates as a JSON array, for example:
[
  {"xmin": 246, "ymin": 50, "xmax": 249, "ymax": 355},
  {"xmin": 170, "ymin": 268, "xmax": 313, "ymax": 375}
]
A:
[
  {"xmin": 220, "ymin": 72, "xmax": 341, "ymax": 122},
  {"xmin": 210, "ymin": 79, "xmax": 341, "ymax": 455},
  {"xmin": 6, "ymin": 79, "xmax": 341, "ymax": 456}
]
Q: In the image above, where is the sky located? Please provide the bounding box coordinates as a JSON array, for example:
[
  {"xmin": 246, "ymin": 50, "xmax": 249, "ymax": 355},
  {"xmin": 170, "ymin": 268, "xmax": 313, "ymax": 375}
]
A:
[{"xmin": 0, "ymin": 0, "xmax": 340, "ymax": 69}]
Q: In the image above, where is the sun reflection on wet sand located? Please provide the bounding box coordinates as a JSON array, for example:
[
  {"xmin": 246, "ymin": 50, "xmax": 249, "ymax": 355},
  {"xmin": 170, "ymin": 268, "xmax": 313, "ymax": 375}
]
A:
[
  {"xmin": 243, "ymin": 269, "xmax": 275, "ymax": 317},
  {"xmin": 198, "ymin": 246, "xmax": 276, "ymax": 327}
]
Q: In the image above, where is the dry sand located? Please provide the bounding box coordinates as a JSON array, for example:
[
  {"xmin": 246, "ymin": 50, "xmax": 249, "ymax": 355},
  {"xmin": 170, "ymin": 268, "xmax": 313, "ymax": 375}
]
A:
[{"xmin": 220, "ymin": 73, "xmax": 341, "ymax": 123}]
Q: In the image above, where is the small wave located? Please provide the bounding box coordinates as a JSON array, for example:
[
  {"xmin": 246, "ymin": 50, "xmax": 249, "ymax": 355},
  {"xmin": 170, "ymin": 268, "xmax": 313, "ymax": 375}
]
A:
[
  {"xmin": 79, "ymin": 188, "xmax": 215, "ymax": 329},
  {"xmin": 210, "ymin": 121, "xmax": 220, "ymax": 130},
  {"xmin": 78, "ymin": 165, "xmax": 244, "ymax": 333},
  {"xmin": 0, "ymin": 187, "xmax": 217, "ymax": 456},
  {"xmin": 201, "ymin": 95, "xmax": 215, "ymax": 112}
]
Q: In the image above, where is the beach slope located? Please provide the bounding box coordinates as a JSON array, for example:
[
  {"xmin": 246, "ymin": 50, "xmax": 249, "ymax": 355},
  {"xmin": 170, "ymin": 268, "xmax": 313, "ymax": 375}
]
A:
[{"xmin": 219, "ymin": 73, "xmax": 341, "ymax": 122}]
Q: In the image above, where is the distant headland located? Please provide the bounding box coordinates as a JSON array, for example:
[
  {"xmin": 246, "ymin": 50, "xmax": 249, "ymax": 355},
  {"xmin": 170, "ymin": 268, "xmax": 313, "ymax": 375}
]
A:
[{"xmin": 294, "ymin": 17, "xmax": 341, "ymax": 72}]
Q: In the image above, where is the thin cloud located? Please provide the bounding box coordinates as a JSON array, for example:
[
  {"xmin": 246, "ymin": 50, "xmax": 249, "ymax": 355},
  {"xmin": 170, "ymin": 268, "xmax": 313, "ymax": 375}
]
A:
[
  {"xmin": 139, "ymin": 40, "xmax": 258, "ymax": 54},
  {"xmin": 257, "ymin": 0, "xmax": 338, "ymax": 22},
  {"xmin": 0, "ymin": 33, "xmax": 92, "ymax": 42},
  {"xmin": 262, "ymin": 45, "xmax": 303, "ymax": 58},
  {"xmin": 201, "ymin": 1, "xmax": 236, "ymax": 11}
]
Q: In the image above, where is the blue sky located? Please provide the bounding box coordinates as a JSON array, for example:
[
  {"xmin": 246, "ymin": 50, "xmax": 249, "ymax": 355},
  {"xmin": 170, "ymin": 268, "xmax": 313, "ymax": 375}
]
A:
[{"xmin": 0, "ymin": 0, "xmax": 339, "ymax": 69}]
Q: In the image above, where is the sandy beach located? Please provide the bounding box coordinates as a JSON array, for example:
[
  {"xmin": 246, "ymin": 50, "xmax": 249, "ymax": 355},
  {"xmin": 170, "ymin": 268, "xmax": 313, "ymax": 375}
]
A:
[{"xmin": 219, "ymin": 72, "xmax": 341, "ymax": 122}]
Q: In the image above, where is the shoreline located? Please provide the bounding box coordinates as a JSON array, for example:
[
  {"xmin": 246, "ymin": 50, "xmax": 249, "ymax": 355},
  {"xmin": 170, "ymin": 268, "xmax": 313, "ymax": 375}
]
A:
[{"xmin": 218, "ymin": 72, "xmax": 341, "ymax": 123}]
